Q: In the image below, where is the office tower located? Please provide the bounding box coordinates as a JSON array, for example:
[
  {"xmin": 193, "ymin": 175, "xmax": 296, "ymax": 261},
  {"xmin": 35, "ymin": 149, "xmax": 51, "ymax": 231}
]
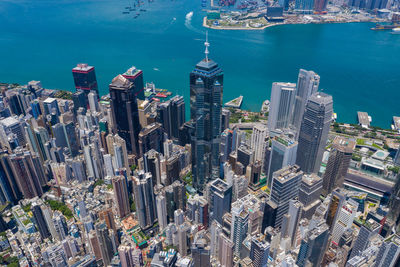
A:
[
  {"xmin": 157, "ymin": 95, "xmax": 186, "ymax": 139},
  {"xmin": 0, "ymin": 117, "xmax": 26, "ymax": 147},
  {"xmin": 32, "ymin": 204, "xmax": 50, "ymax": 239},
  {"xmin": 156, "ymin": 195, "xmax": 168, "ymax": 231},
  {"xmin": 298, "ymin": 174, "xmax": 322, "ymax": 219},
  {"xmin": 112, "ymin": 175, "xmax": 130, "ymax": 218},
  {"xmin": 142, "ymin": 149, "xmax": 161, "ymax": 186},
  {"xmin": 109, "ymin": 74, "xmax": 142, "ymax": 155},
  {"xmin": 251, "ymin": 124, "xmax": 268, "ymax": 162},
  {"xmin": 292, "ymin": 69, "xmax": 320, "ymax": 133},
  {"xmin": 132, "ymin": 171, "xmax": 157, "ymax": 229},
  {"xmin": 221, "ymin": 108, "xmax": 230, "ymax": 131},
  {"xmin": 165, "ymin": 154, "xmax": 180, "ymax": 186},
  {"xmin": 99, "ymin": 208, "xmax": 116, "ymax": 232},
  {"xmin": 270, "ymin": 165, "xmax": 303, "ymax": 228},
  {"xmin": 296, "ymin": 222, "xmax": 329, "ymax": 267},
  {"xmin": 165, "ymin": 181, "xmax": 186, "ymax": 223},
  {"xmin": 95, "ymin": 222, "xmax": 114, "ymax": 266},
  {"xmin": 0, "ymin": 152, "xmax": 21, "ymax": 204},
  {"xmin": 374, "ymin": 235, "xmax": 400, "ymax": 267},
  {"xmin": 72, "ymin": 63, "xmax": 98, "ymax": 95},
  {"xmin": 220, "ymin": 129, "xmax": 233, "ymax": 163},
  {"xmin": 119, "ymin": 245, "xmax": 139, "ymax": 267},
  {"xmin": 178, "ymin": 222, "xmax": 191, "ymax": 256},
  {"xmin": 326, "ymin": 188, "xmax": 346, "ymax": 229},
  {"xmin": 322, "ymin": 136, "xmax": 355, "ymax": 196},
  {"xmin": 250, "ymin": 235, "xmax": 270, "ymax": 267},
  {"xmin": 349, "ymin": 219, "xmax": 381, "ymax": 259},
  {"xmin": 187, "ymin": 194, "xmax": 209, "ymax": 227},
  {"xmin": 88, "ymin": 91, "xmax": 99, "ymax": 112},
  {"xmin": 72, "ymin": 91, "xmax": 87, "ymax": 115},
  {"xmin": 218, "ymin": 233, "xmax": 234, "ymax": 267},
  {"xmin": 64, "ymin": 122, "xmax": 79, "ymax": 157},
  {"xmin": 237, "ymin": 144, "xmax": 253, "ymax": 169},
  {"xmin": 268, "ymin": 82, "xmax": 296, "ymax": 131},
  {"xmin": 191, "ymin": 233, "xmax": 211, "ymax": 267},
  {"xmin": 267, "ymin": 134, "xmax": 298, "ymax": 187},
  {"xmin": 138, "ymin": 122, "xmax": 164, "ymax": 156},
  {"xmin": 9, "ymin": 149, "xmax": 45, "ymax": 199},
  {"xmin": 53, "ymin": 211, "xmax": 68, "ymax": 241},
  {"xmin": 122, "ymin": 66, "xmax": 145, "ymax": 100},
  {"xmin": 209, "ymin": 179, "xmax": 232, "ymax": 225},
  {"xmin": 331, "ymin": 199, "xmax": 358, "ymax": 243},
  {"xmin": 286, "ymin": 200, "xmax": 303, "ymax": 248},
  {"xmin": 314, "ymin": 0, "xmax": 327, "ymax": 12},
  {"xmin": 296, "ymin": 92, "xmax": 333, "ymax": 174},
  {"xmin": 174, "ymin": 209, "xmax": 184, "ymax": 226},
  {"xmin": 247, "ymin": 160, "xmax": 262, "ymax": 190},
  {"xmin": 190, "ymin": 38, "xmax": 223, "ymax": 191},
  {"xmin": 231, "ymin": 202, "xmax": 249, "ymax": 256}
]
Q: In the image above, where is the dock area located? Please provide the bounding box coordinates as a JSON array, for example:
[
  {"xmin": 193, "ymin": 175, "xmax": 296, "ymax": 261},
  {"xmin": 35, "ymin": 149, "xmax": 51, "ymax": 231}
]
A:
[
  {"xmin": 357, "ymin": 111, "xmax": 371, "ymax": 128},
  {"xmin": 225, "ymin": 95, "xmax": 243, "ymax": 109},
  {"xmin": 392, "ymin": 116, "xmax": 400, "ymax": 132}
]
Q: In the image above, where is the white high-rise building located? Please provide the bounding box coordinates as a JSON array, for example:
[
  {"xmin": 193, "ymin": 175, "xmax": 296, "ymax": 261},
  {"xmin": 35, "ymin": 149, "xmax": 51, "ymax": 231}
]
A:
[
  {"xmin": 268, "ymin": 82, "xmax": 296, "ymax": 131},
  {"xmin": 103, "ymin": 154, "xmax": 114, "ymax": 177},
  {"xmin": 292, "ymin": 69, "xmax": 320, "ymax": 133},
  {"xmin": 231, "ymin": 202, "xmax": 249, "ymax": 256},
  {"xmin": 88, "ymin": 91, "xmax": 100, "ymax": 113},
  {"xmin": 331, "ymin": 199, "xmax": 358, "ymax": 243},
  {"xmin": 251, "ymin": 124, "xmax": 268, "ymax": 162},
  {"xmin": 156, "ymin": 195, "xmax": 168, "ymax": 231}
]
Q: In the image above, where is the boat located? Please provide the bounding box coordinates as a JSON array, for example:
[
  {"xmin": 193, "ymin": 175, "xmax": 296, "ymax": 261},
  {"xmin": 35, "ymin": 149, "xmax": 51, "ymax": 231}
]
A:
[
  {"xmin": 134, "ymin": 13, "xmax": 140, "ymax": 18},
  {"xmin": 140, "ymin": 9, "xmax": 147, "ymax": 11},
  {"xmin": 156, "ymin": 93, "xmax": 167, "ymax": 98},
  {"xmin": 125, "ymin": 6, "xmax": 130, "ymax": 9},
  {"xmin": 371, "ymin": 23, "xmax": 398, "ymax": 30},
  {"xmin": 392, "ymin": 28, "xmax": 400, "ymax": 34},
  {"xmin": 122, "ymin": 11, "xmax": 130, "ymax": 14}
]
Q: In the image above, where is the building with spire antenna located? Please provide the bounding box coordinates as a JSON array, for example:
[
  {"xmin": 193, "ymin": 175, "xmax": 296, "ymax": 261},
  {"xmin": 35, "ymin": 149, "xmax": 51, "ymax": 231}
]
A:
[{"xmin": 190, "ymin": 33, "xmax": 224, "ymax": 192}]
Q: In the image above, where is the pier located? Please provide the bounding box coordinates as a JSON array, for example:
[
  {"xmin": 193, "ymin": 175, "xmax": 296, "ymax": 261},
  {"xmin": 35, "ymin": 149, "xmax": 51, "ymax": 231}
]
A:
[
  {"xmin": 225, "ymin": 95, "xmax": 243, "ymax": 109},
  {"xmin": 357, "ymin": 111, "xmax": 371, "ymax": 128}
]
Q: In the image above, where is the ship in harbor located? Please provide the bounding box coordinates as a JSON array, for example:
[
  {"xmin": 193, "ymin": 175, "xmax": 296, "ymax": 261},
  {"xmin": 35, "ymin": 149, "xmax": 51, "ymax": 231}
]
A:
[
  {"xmin": 392, "ymin": 27, "xmax": 400, "ymax": 34},
  {"xmin": 371, "ymin": 23, "xmax": 399, "ymax": 30}
]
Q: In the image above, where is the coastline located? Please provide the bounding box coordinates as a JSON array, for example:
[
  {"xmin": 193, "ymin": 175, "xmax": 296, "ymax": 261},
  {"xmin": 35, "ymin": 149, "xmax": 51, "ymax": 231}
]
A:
[{"xmin": 202, "ymin": 16, "xmax": 379, "ymax": 31}]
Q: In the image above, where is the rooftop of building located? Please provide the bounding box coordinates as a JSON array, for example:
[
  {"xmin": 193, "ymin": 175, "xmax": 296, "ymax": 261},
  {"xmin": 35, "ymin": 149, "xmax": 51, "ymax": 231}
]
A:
[
  {"xmin": 273, "ymin": 165, "xmax": 303, "ymax": 183},
  {"xmin": 110, "ymin": 74, "xmax": 133, "ymax": 89},
  {"xmin": 302, "ymin": 173, "xmax": 322, "ymax": 186},
  {"xmin": 332, "ymin": 136, "xmax": 356, "ymax": 152},
  {"xmin": 72, "ymin": 63, "xmax": 94, "ymax": 72},
  {"xmin": 0, "ymin": 116, "xmax": 19, "ymax": 127},
  {"xmin": 122, "ymin": 66, "xmax": 142, "ymax": 77}
]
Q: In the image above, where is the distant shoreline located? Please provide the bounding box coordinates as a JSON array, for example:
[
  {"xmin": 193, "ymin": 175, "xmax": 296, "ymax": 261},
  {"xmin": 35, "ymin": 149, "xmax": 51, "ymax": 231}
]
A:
[{"xmin": 202, "ymin": 16, "xmax": 379, "ymax": 31}]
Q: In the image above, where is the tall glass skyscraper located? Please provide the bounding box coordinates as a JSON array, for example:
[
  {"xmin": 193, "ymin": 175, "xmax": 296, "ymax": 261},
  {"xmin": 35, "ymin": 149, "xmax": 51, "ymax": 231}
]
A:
[
  {"xmin": 109, "ymin": 75, "xmax": 142, "ymax": 156},
  {"xmin": 190, "ymin": 38, "xmax": 223, "ymax": 192}
]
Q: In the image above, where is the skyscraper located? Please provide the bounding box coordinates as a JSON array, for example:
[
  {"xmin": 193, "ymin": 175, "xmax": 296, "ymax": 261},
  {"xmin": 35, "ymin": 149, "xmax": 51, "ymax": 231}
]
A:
[
  {"xmin": 32, "ymin": 204, "xmax": 50, "ymax": 239},
  {"xmin": 296, "ymin": 222, "xmax": 330, "ymax": 267},
  {"xmin": 156, "ymin": 194, "xmax": 168, "ymax": 231},
  {"xmin": 250, "ymin": 235, "xmax": 270, "ymax": 267},
  {"xmin": 122, "ymin": 66, "xmax": 145, "ymax": 100},
  {"xmin": 157, "ymin": 95, "xmax": 186, "ymax": 140},
  {"xmin": 208, "ymin": 178, "xmax": 232, "ymax": 225},
  {"xmin": 190, "ymin": 36, "xmax": 223, "ymax": 191},
  {"xmin": 72, "ymin": 63, "xmax": 98, "ymax": 95},
  {"xmin": 331, "ymin": 199, "xmax": 358, "ymax": 243},
  {"xmin": 251, "ymin": 124, "xmax": 268, "ymax": 163},
  {"xmin": 112, "ymin": 175, "xmax": 130, "ymax": 218},
  {"xmin": 231, "ymin": 202, "xmax": 249, "ymax": 257},
  {"xmin": 296, "ymin": 92, "xmax": 333, "ymax": 174},
  {"xmin": 270, "ymin": 165, "xmax": 303, "ymax": 228},
  {"xmin": 349, "ymin": 219, "xmax": 381, "ymax": 260},
  {"xmin": 109, "ymin": 74, "xmax": 142, "ymax": 156},
  {"xmin": 218, "ymin": 233, "xmax": 234, "ymax": 267},
  {"xmin": 9, "ymin": 149, "xmax": 45, "ymax": 199},
  {"xmin": 298, "ymin": 173, "xmax": 322, "ymax": 219},
  {"xmin": 267, "ymin": 134, "xmax": 298, "ymax": 187},
  {"xmin": 138, "ymin": 122, "xmax": 164, "ymax": 157},
  {"xmin": 388, "ymin": 174, "xmax": 400, "ymax": 231},
  {"xmin": 374, "ymin": 235, "xmax": 400, "ymax": 267},
  {"xmin": 268, "ymin": 82, "xmax": 296, "ymax": 131},
  {"xmin": 322, "ymin": 136, "xmax": 355, "ymax": 196},
  {"xmin": 132, "ymin": 171, "xmax": 157, "ymax": 229},
  {"xmin": 292, "ymin": 69, "xmax": 320, "ymax": 133}
]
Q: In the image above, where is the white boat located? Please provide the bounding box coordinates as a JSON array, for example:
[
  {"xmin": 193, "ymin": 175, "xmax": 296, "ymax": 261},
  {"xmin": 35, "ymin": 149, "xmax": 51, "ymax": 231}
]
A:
[{"xmin": 392, "ymin": 27, "xmax": 400, "ymax": 34}]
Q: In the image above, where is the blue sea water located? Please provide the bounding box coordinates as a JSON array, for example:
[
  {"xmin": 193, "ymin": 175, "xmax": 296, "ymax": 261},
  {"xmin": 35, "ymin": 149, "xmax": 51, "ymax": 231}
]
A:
[{"xmin": 0, "ymin": 0, "xmax": 399, "ymax": 127}]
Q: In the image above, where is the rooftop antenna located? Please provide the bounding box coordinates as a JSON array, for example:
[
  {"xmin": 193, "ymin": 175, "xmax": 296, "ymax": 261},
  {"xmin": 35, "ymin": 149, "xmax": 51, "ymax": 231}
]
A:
[{"xmin": 204, "ymin": 31, "xmax": 210, "ymax": 62}]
